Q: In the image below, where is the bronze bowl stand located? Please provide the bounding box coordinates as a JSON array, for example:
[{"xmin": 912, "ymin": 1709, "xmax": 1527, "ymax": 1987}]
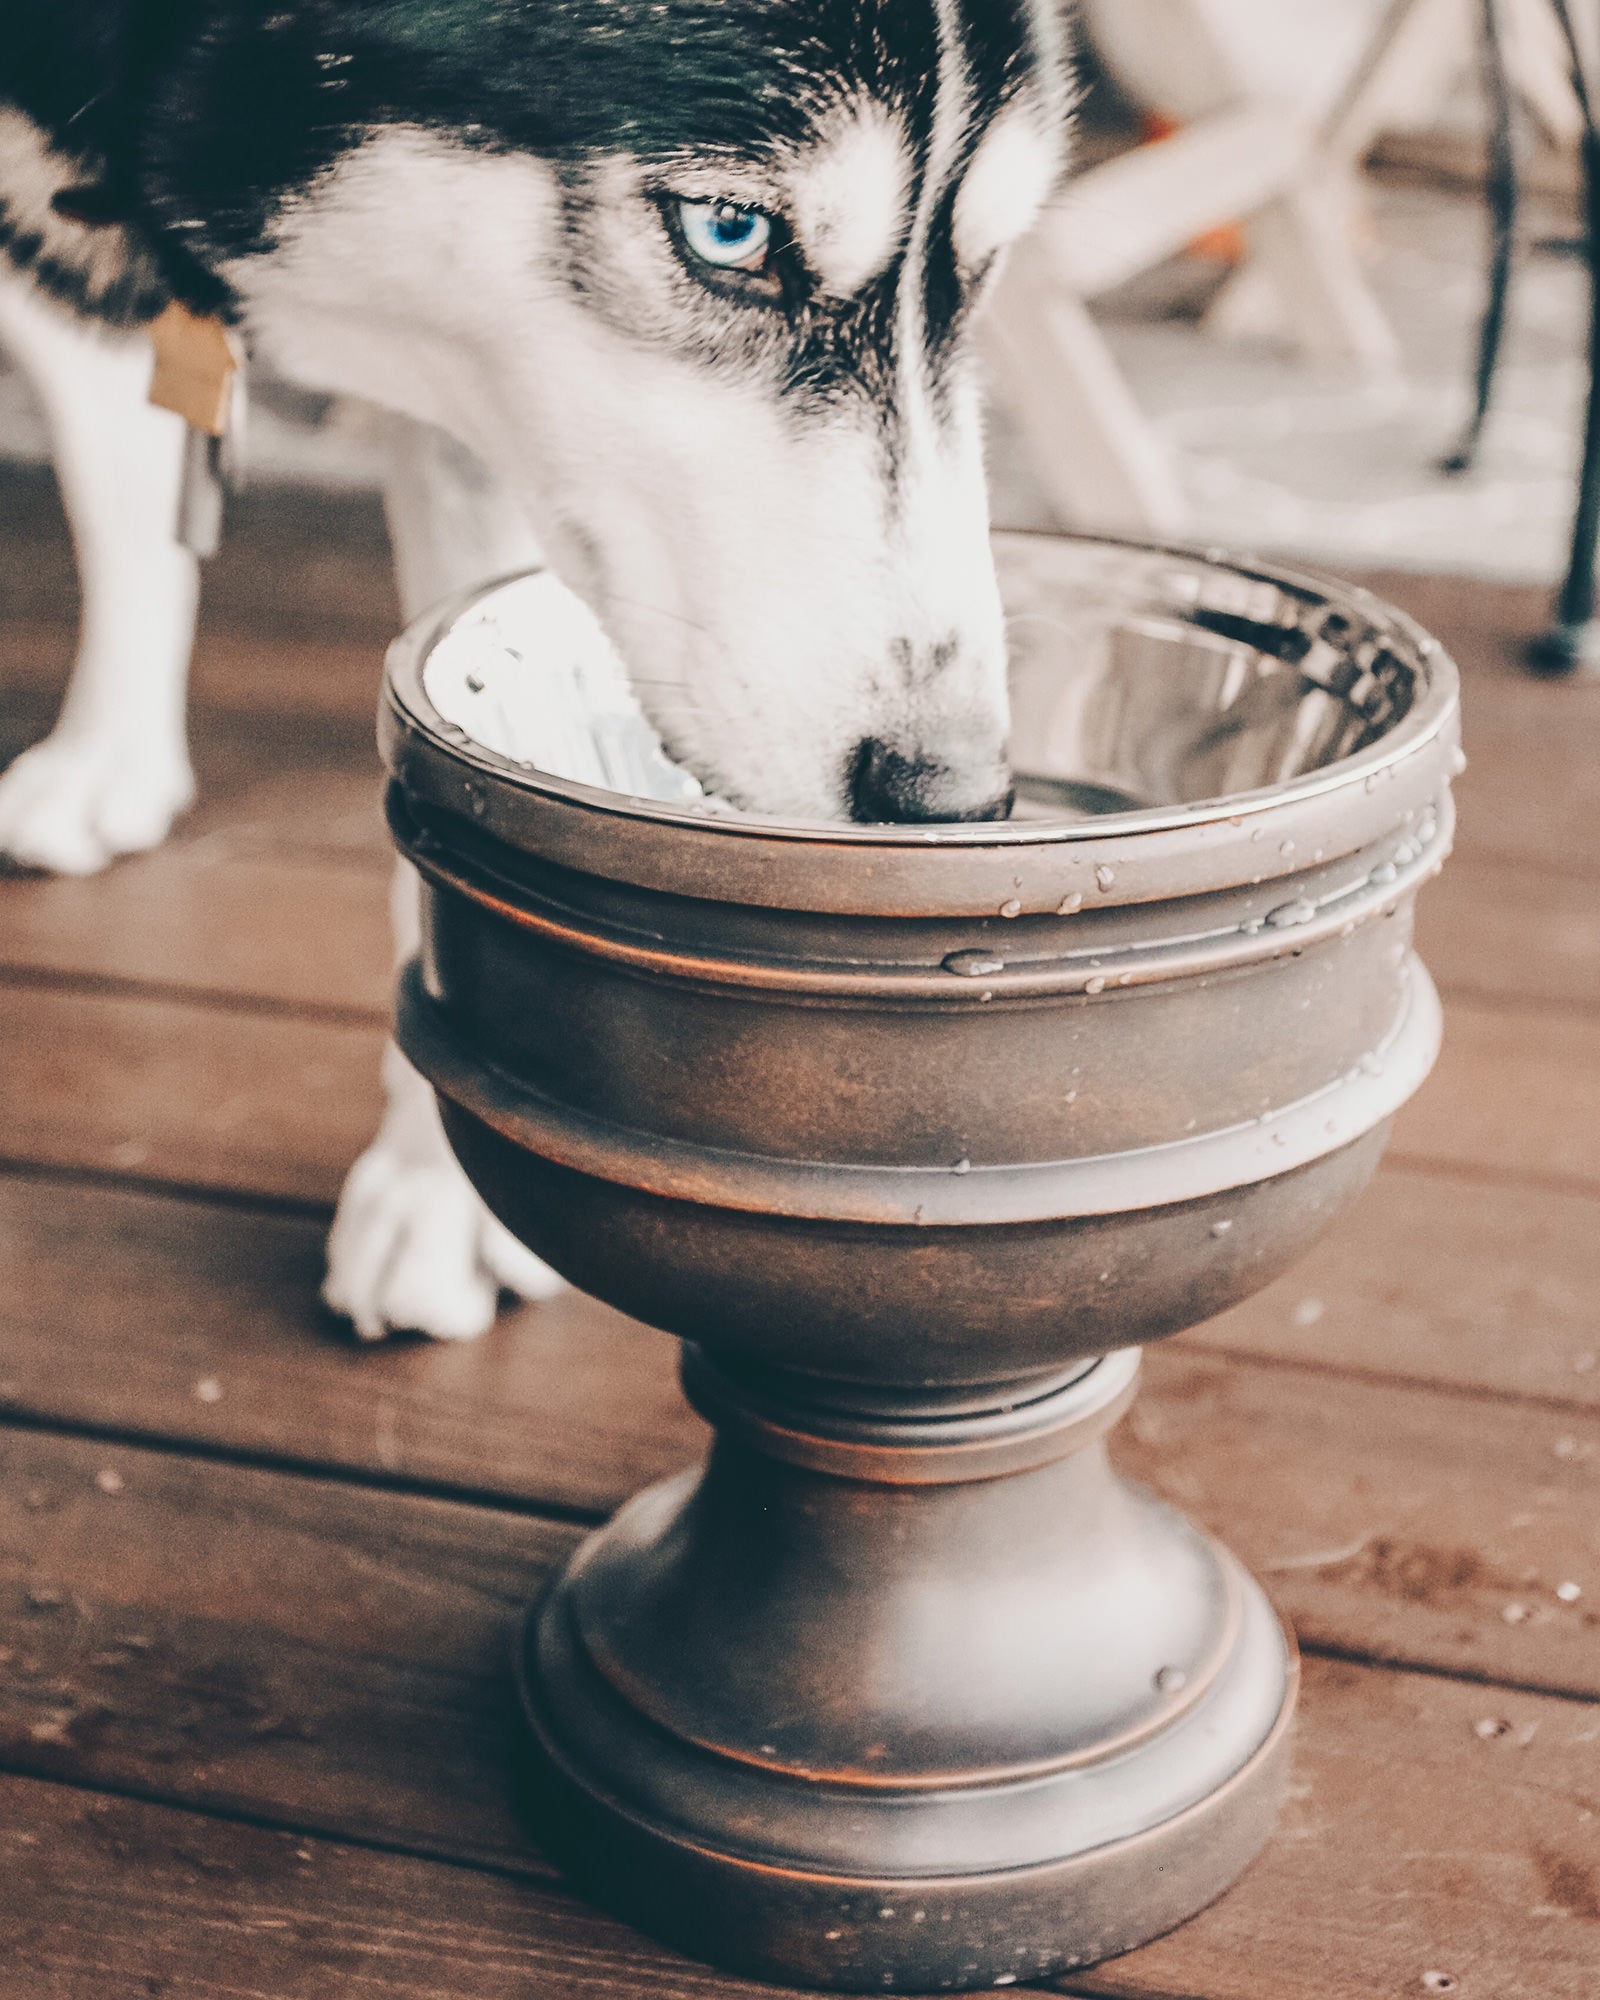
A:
[{"xmin": 381, "ymin": 536, "xmax": 1459, "ymax": 1993}]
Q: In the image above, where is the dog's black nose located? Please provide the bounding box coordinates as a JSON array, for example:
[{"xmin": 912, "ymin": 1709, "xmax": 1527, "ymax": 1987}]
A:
[{"xmin": 847, "ymin": 739, "xmax": 1014, "ymax": 825}]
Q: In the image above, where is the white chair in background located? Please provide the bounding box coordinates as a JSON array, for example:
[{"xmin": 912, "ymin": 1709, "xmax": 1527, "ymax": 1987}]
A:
[{"xmin": 986, "ymin": 0, "xmax": 1526, "ymax": 536}]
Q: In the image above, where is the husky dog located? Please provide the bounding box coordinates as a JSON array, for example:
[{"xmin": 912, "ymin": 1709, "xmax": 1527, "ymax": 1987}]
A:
[{"xmin": 0, "ymin": 1, "xmax": 1071, "ymax": 1338}]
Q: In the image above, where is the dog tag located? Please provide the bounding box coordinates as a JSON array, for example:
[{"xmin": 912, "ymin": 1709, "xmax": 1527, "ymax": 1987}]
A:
[
  {"xmin": 148, "ymin": 303, "xmax": 244, "ymax": 559},
  {"xmin": 147, "ymin": 301, "xmax": 241, "ymax": 437}
]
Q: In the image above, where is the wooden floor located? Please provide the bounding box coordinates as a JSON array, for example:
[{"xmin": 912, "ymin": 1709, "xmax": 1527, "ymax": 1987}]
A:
[{"xmin": 1, "ymin": 469, "xmax": 1598, "ymax": 1998}]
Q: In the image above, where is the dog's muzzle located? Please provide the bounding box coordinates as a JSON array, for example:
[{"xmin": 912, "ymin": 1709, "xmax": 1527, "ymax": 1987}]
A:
[{"xmin": 847, "ymin": 738, "xmax": 1015, "ymax": 825}]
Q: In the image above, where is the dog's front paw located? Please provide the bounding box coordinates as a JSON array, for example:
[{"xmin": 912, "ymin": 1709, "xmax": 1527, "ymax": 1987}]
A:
[
  {"xmin": 324, "ymin": 1135, "xmax": 566, "ymax": 1342},
  {"xmin": 0, "ymin": 732, "xmax": 196, "ymax": 875}
]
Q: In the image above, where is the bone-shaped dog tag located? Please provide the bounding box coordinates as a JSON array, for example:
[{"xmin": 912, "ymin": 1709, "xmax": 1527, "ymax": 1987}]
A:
[{"xmin": 148, "ymin": 302, "xmax": 244, "ymax": 558}]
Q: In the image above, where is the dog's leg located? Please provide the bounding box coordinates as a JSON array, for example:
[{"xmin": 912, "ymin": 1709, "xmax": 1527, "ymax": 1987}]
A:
[
  {"xmin": 0, "ymin": 279, "xmax": 198, "ymax": 873},
  {"xmin": 324, "ymin": 417, "xmax": 564, "ymax": 1340}
]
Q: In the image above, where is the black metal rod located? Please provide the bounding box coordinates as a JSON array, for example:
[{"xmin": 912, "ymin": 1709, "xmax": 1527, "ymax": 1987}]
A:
[
  {"xmin": 1530, "ymin": 125, "xmax": 1600, "ymax": 670},
  {"xmin": 1444, "ymin": 0, "xmax": 1520, "ymax": 473}
]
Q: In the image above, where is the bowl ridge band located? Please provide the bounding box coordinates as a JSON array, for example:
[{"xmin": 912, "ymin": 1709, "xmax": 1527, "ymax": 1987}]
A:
[
  {"xmin": 390, "ymin": 782, "xmax": 1452, "ymax": 999},
  {"xmin": 396, "ymin": 954, "xmax": 1440, "ymax": 1225}
]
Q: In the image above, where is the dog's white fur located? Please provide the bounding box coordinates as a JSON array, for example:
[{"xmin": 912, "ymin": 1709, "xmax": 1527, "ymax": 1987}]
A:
[{"xmin": 0, "ymin": 68, "xmax": 1064, "ymax": 1340}]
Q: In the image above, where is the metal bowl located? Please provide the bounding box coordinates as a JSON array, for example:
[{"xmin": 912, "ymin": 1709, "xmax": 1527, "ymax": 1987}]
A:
[
  {"xmin": 386, "ymin": 533, "xmax": 1457, "ymax": 1388},
  {"xmin": 384, "ymin": 534, "xmax": 1457, "ymax": 1992}
]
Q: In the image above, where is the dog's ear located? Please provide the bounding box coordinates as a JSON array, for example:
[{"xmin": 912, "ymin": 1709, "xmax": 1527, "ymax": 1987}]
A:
[{"xmin": 50, "ymin": 184, "xmax": 128, "ymax": 228}]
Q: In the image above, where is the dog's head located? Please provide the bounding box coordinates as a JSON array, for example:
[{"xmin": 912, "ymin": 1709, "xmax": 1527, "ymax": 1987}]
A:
[{"xmin": 186, "ymin": 2, "xmax": 1071, "ymax": 820}]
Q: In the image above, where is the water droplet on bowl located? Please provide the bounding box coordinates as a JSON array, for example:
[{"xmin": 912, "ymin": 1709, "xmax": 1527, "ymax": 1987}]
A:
[
  {"xmin": 1084, "ymin": 975, "xmax": 1107, "ymax": 995},
  {"xmin": 1095, "ymin": 864, "xmax": 1116, "ymax": 893},
  {"xmin": 1154, "ymin": 1666, "xmax": 1188, "ymax": 1694},
  {"xmin": 952, "ymin": 1157, "xmax": 971, "ymax": 1175},
  {"xmin": 998, "ymin": 898, "xmax": 1022, "ymax": 919},
  {"xmin": 1266, "ymin": 898, "xmax": 1316, "ymax": 929},
  {"xmin": 942, "ymin": 950, "xmax": 1004, "ymax": 978},
  {"xmin": 1368, "ymin": 862, "xmax": 1398, "ymax": 887},
  {"xmin": 1278, "ymin": 840, "xmax": 1296, "ymax": 858},
  {"xmin": 1056, "ymin": 891, "xmax": 1083, "ymax": 916}
]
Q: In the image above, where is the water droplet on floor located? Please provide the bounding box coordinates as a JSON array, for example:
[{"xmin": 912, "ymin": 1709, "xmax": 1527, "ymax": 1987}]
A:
[
  {"xmin": 193, "ymin": 1378, "xmax": 223, "ymax": 1404},
  {"xmin": 1421, "ymin": 1975, "xmax": 1457, "ymax": 1995},
  {"xmin": 94, "ymin": 1469, "xmax": 124, "ymax": 1496},
  {"xmin": 1064, "ymin": 1089, "xmax": 1078, "ymax": 1105},
  {"xmin": 1085, "ymin": 976, "xmax": 1106, "ymax": 995},
  {"xmin": 1474, "ymin": 1717, "xmax": 1511, "ymax": 1739},
  {"xmin": 1056, "ymin": 891, "xmax": 1083, "ymax": 915},
  {"xmin": 942, "ymin": 950, "xmax": 1004, "ymax": 978},
  {"xmin": 1502, "ymin": 1601, "xmax": 1529, "ymax": 1624},
  {"xmin": 999, "ymin": 898, "xmax": 1021, "ymax": 919},
  {"xmin": 1095, "ymin": 864, "xmax": 1116, "ymax": 893},
  {"xmin": 1210, "ymin": 1219, "xmax": 1233, "ymax": 1238},
  {"xmin": 1556, "ymin": 1581, "xmax": 1582, "ymax": 1603},
  {"xmin": 1292, "ymin": 1297, "xmax": 1325, "ymax": 1329}
]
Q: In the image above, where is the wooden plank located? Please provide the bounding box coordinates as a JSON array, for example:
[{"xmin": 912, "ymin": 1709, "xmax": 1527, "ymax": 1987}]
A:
[
  {"xmin": 0, "ymin": 845, "xmax": 391, "ymax": 1016},
  {"xmin": 0, "ymin": 1173, "xmax": 1592, "ymax": 1692},
  {"xmin": 1064, "ymin": 1658, "xmax": 1600, "ymax": 2000},
  {"xmin": 0, "ymin": 1772, "xmax": 801, "ymax": 2000},
  {"xmin": 0, "ymin": 985, "xmax": 384, "ymax": 1205},
  {"xmin": 1122, "ymin": 1349, "xmax": 1600, "ymax": 1699},
  {"xmin": 0, "ymin": 1426, "xmax": 562, "ymax": 1870},
  {"xmin": 0, "ymin": 1430, "xmax": 1595, "ymax": 2000},
  {"xmin": 0, "ymin": 819, "xmax": 1591, "ymax": 1028},
  {"xmin": 0, "ymin": 1175, "xmax": 698, "ymax": 1518},
  {"xmin": 0, "ymin": 616, "xmax": 389, "ymax": 726},
  {"xmin": 1415, "ymin": 852, "xmax": 1600, "ymax": 1014},
  {"xmin": 1393, "ymin": 998, "xmax": 1600, "ymax": 1193},
  {"xmin": 0, "ymin": 463, "xmax": 397, "ymax": 646},
  {"xmin": 3, "ymin": 969, "xmax": 1595, "ymax": 1216}
]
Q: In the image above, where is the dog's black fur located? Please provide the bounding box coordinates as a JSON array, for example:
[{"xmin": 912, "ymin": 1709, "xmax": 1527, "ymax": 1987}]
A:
[{"xmin": 4, "ymin": 0, "xmax": 1048, "ymax": 348}]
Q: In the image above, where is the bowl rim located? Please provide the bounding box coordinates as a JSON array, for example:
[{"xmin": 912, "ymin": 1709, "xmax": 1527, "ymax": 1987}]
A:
[{"xmin": 385, "ymin": 530, "xmax": 1459, "ymax": 852}]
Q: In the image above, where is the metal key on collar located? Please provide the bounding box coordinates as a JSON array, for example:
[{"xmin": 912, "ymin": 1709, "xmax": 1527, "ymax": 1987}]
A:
[{"xmin": 147, "ymin": 301, "xmax": 245, "ymax": 559}]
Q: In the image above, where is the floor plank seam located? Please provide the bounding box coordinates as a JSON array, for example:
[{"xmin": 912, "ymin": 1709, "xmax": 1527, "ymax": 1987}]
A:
[
  {"xmin": 0, "ymin": 1403, "xmax": 610, "ymax": 1529},
  {"xmin": 0, "ymin": 959, "xmax": 388, "ymax": 1030},
  {"xmin": 1184, "ymin": 1333, "xmax": 1600, "ymax": 1421},
  {"xmin": 0, "ymin": 1756, "xmax": 564, "ymax": 1894},
  {"xmin": 1383, "ymin": 1147, "xmax": 1600, "ymax": 1206},
  {"xmin": 0, "ymin": 1153, "xmax": 335, "ymax": 1223},
  {"xmin": 1291, "ymin": 1640, "xmax": 1600, "ymax": 1710}
]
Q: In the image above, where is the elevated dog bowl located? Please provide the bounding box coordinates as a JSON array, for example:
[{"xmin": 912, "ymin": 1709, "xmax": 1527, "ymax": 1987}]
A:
[{"xmin": 383, "ymin": 534, "xmax": 1458, "ymax": 1992}]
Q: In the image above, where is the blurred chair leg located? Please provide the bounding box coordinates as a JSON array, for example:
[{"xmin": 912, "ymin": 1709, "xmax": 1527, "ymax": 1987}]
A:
[{"xmin": 984, "ymin": 249, "xmax": 1189, "ymax": 538}]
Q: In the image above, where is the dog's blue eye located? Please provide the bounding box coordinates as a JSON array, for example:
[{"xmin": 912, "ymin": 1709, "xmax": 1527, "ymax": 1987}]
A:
[{"xmin": 677, "ymin": 199, "xmax": 773, "ymax": 272}]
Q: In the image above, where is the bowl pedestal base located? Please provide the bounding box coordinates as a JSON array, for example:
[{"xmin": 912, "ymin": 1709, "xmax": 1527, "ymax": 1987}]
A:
[{"xmin": 516, "ymin": 1344, "xmax": 1297, "ymax": 1993}]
